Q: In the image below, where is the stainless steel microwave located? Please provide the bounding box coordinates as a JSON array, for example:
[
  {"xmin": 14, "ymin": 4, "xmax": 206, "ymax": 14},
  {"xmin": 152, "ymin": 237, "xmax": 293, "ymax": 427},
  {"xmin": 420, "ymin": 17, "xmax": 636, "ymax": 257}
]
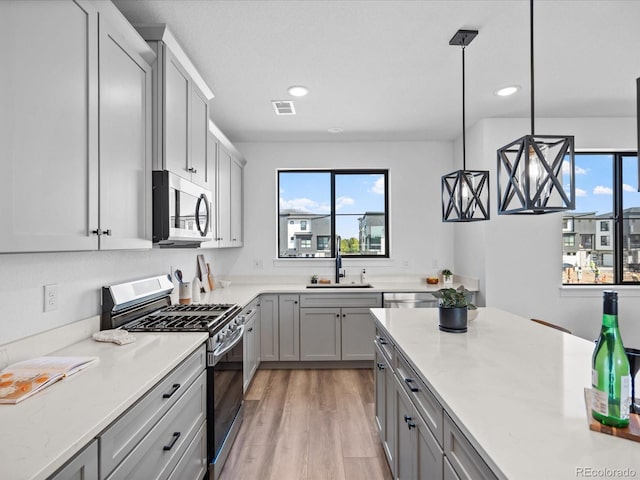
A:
[{"xmin": 152, "ymin": 171, "xmax": 211, "ymax": 247}]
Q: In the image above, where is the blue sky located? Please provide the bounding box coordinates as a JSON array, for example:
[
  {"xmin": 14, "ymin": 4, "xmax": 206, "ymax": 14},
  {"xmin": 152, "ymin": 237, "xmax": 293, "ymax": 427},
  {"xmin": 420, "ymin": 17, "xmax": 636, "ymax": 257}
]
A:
[
  {"xmin": 279, "ymin": 172, "xmax": 385, "ymax": 239},
  {"xmin": 572, "ymin": 154, "xmax": 639, "ymax": 215}
]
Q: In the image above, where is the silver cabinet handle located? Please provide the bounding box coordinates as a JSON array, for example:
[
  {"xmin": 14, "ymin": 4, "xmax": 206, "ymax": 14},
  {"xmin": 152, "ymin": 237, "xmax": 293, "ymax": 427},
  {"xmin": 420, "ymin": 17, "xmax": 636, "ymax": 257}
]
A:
[
  {"xmin": 92, "ymin": 228, "xmax": 112, "ymax": 236},
  {"xmin": 188, "ymin": 167, "xmax": 198, "ymax": 173}
]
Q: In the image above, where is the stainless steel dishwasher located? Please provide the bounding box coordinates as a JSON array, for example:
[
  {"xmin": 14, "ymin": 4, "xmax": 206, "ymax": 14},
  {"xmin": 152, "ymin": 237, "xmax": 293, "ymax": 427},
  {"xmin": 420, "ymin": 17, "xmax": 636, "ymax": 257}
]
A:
[{"xmin": 382, "ymin": 292, "xmax": 439, "ymax": 308}]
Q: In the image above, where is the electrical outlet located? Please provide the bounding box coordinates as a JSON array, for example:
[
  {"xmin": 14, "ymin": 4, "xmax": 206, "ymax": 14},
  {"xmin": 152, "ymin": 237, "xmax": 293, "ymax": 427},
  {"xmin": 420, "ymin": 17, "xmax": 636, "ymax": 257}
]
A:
[
  {"xmin": 253, "ymin": 259, "xmax": 263, "ymax": 269},
  {"xmin": 44, "ymin": 284, "xmax": 58, "ymax": 312},
  {"xmin": 402, "ymin": 260, "xmax": 409, "ymax": 268}
]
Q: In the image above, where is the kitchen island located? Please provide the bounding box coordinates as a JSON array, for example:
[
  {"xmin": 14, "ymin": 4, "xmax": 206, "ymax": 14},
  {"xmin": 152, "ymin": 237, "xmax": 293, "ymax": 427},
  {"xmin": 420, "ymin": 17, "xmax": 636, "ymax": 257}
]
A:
[{"xmin": 371, "ymin": 307, "xmax": 640, "ymax": 479}]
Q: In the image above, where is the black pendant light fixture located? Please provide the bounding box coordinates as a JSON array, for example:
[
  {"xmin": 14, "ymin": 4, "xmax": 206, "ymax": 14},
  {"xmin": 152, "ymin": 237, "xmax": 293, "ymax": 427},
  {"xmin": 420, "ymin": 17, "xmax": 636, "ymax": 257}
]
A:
[
  {"xmin": 496, "ymin": 0, "xmax": 575, "ymax": 214},
  {"xmin": 442, "ymin": 29, "xmax": 490, "ymax": 222}
]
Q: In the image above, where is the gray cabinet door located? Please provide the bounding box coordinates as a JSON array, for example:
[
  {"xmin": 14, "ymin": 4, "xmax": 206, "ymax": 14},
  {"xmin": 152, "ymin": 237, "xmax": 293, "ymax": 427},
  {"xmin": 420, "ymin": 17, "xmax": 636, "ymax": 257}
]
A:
[
  {"xmin": 415, "ymin": 404, "xmax": 444, "ymax": 480},
  {"xmin": 395, "ymin": 377, "xmax": 415, "ymax": 480},
  {"xmin": 230, "ymin": 157, "xmax": 243, "ymax": 246},
  {"xmin": 215, "ymin": 145, "xmax": 232, "ymax": 246},
  {"xmin": 163, "ymin": 46, "xmax": 190, "ymax": 178},
  {"xmin": 384, "ymin": 355, "xmax": 396, "ymax": 474},
  {"xmin": 260, "ymin": 295, "xmax": 279, "ymax": 361},
  {"xmin": 300, "ymin": 308, "xmax": 341, "ymax": 361},
  {"xmin": 341, "ymin": 308, "xmax": 375, "ymax": 360},
  {"xmin": 243, "ymin": 314, "xmax": 256, "ymax": 392},
  {"xmin": 0, "ymin": 0, "xmax": 99, "ymax": 252},
  {"xmin": 98, "ymin": 12, "xmax": 152, "ymax": 250},
  {"xmin": 278, "ymin": 294, "xmax": 300, "ymax": 361},
  {"xmin": 49, "ymin": 439, "xmax": 98, "ymax": 480},
  {"xmin": 189, "ymin": 83, "xmax": 209, "ymax": 188}
]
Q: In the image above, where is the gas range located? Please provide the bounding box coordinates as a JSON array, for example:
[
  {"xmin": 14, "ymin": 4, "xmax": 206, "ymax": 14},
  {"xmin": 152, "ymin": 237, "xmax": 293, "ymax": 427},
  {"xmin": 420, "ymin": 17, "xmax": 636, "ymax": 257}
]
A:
[{"xmin": 101, "ymin": 275, "xmax": 242, "ymax": 340}]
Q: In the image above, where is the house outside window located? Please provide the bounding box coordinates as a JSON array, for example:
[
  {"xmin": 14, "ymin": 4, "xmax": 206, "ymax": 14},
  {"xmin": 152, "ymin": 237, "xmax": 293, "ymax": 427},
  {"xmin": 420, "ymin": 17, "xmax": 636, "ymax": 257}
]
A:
[
  {"xmin": 562, "ymin": 152, "xmax": 639, "ymax": 284},
  {"xmin": 278, "ymin": 170, "xmax": 389, "ymax": 258},
  {"xmin": 563, "ymin": 235, "xmax": 575, "ymax": 247}
]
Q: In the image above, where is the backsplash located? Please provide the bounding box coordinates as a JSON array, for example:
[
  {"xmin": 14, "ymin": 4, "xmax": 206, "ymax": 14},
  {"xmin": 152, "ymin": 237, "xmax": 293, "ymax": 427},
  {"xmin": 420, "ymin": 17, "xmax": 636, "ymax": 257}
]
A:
[{"xmin": 0, "ymin": 248, "xmax": 225, "ymax": 345}]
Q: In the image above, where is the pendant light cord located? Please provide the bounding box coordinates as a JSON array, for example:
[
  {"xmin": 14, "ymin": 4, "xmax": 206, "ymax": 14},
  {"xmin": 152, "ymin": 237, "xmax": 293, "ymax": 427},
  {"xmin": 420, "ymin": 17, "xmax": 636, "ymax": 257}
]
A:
[
  {"xmin": 530, "ymin": 0, "xmax": 535, "ymax": 136},
  {"xmin": 461, "ymin": 43, "xmax": 466, "ymax": 170}
]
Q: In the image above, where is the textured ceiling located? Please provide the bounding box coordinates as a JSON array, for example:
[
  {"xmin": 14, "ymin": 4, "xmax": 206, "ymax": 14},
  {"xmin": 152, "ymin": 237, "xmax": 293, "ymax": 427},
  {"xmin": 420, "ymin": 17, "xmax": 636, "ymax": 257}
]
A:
[{"xmin": 112, "ymin": 0, "xmax": 640, "ymax": 143}]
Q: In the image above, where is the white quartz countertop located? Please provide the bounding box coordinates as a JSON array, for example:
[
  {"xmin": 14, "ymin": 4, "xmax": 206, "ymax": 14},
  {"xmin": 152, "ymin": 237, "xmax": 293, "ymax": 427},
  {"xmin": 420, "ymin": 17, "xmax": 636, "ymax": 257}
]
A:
[
  {"xmin": 0, "ymin": 331, "xmax": 208, "ymax": 480},
  {"xmin": 371, "ymin": 307, "xmax": 640, "ymax": 479}
]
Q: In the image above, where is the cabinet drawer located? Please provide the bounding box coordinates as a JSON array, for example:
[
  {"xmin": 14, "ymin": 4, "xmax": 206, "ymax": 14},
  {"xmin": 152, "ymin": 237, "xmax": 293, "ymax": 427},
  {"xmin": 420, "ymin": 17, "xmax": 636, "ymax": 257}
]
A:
[
  {"xmin": 375, "ymin": 327, "xmax": 393, "ymax": 363},
  {"xmin": 167, "ymin": 420, "xmax": 207, "ymax": 480},
  {"xmin": 394, "ymin": 348, "xmax": 443, "ymax": 446},
  {"xmin": 299, "ymin": 293, "xmax": 382, "ymax": 308},
  {"xmin": 106, "ymin": 371, "xmax": 207, "ymax": 480},
  {"xmin": 444, "ymin": 413, "xmax": 497, "ymax": 480},
  {"xmin": 100, "ymin": 344, "xmax": 206, "ymax": 478}
]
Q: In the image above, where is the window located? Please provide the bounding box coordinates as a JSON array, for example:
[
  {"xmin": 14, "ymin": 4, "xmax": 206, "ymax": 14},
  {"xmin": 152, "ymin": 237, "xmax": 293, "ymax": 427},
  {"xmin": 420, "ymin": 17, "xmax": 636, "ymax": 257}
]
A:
[
  {"xmin": 563, "ymin": 234, "xmax": 575, "ymax": 247},
  {"xmin": 300, "ymin": 238, "xmax": 311, "ymax": 248},
  {"xmin": 317, "ymin": 236, "xmax": 330, "ymax": 251},
  {"xmin": 278, "ymin": 170, "xmax": 388, "ymax": 258},
  {"xmin": 562, "ymin": 152, "xmax": 639, "ymax": 284}
]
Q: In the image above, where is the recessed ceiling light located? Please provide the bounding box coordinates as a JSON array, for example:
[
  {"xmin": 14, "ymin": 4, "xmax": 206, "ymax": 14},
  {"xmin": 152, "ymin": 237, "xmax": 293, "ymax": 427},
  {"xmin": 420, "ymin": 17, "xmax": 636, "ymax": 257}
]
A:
[
  {"xmin": 287, "ymin": 85, "xmax": 309, "ymax": 97},
  {"xmin": 328, "ymin": 127, "xmax": 344, "ymax": 134},
  {"xmin": 495, "ymin": 85, "xmax": 521, "ymax": 97}
]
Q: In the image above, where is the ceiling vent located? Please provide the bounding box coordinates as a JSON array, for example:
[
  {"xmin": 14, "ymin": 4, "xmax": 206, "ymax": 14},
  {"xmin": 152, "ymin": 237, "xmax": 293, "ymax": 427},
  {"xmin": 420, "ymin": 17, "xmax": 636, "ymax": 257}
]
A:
[{"xmin": 272, "ymin": 100, "xmax": 296, "ymax": 115}]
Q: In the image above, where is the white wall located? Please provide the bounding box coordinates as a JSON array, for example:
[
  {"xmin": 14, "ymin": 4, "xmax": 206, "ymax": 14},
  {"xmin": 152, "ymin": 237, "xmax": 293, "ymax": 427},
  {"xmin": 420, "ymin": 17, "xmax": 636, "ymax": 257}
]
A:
[
  {"xmin": 214, "ymin": 141, "xmax": 456, "ymax": 280},
  {"xmin": 456, "ymin": 116, "xmax": 640, "ymax": 346},
  {"xmin": 0, "ymin": 248, "xmax": 222, "ymax": 345}
]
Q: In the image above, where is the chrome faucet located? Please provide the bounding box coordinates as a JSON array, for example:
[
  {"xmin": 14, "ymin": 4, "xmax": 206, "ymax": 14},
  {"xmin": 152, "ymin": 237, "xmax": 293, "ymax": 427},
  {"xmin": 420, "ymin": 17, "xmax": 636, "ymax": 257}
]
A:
[{"xmin": 335, "ymin": 235, "xmax": 345, "ymax": 283}]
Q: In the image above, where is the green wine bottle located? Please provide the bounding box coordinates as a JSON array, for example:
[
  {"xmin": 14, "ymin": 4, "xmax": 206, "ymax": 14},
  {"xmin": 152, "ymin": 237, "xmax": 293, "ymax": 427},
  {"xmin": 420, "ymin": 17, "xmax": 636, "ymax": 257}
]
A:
[{"xmin": 591, "ymin": 291, "xmax": 631, "ymax": 427}]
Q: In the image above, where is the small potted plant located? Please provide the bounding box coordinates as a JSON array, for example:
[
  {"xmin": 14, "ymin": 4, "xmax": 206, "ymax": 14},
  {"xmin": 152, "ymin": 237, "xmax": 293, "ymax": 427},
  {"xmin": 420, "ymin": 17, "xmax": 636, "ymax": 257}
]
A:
[
  {"xmin": 310, "ymin": 274, "xmax": 319, "ymax": 284},
  {"xmin": 431, "ymin": 286, "xmax": 476, "ymax": 333},
  {"xmin": 442, "ymin": 269, "xmax": 453, "ymax": 284}
]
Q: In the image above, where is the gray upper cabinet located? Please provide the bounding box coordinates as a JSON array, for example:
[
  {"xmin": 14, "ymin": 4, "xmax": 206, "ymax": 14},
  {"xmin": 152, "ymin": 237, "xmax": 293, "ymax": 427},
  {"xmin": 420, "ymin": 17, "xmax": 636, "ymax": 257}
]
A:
[
  {"xmin": 98, "ymin": 8, "xmax": 152, "ymax": 249},
  {"xmin": 0, "ymin": 0, "xmax": 154, "ymax": 253},
  {"xmin": 136, "ymin": 25, "xmax": 214, "ymax": 190}
]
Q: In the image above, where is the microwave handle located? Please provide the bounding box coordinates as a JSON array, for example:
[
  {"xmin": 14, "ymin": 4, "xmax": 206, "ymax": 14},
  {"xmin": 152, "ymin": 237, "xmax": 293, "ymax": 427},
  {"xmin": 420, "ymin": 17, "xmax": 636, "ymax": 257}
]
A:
[{"xmin": 195, "ymin": 193, "xmax": 210, "ymax": 237}]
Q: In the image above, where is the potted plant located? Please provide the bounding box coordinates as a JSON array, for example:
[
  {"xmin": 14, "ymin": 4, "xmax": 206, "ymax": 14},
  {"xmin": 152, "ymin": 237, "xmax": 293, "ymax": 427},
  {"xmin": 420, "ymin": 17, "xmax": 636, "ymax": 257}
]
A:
[
  {"xmin": 442, "ymin": 269, "xmax": 453, "ymax": 284},
  {"xmin": 431, "ymin": 286, "xmax": 477, "ymax": 333},
  {"xmin": 310, "ymin": 274, "xmax": 319, "ymax": 284}
]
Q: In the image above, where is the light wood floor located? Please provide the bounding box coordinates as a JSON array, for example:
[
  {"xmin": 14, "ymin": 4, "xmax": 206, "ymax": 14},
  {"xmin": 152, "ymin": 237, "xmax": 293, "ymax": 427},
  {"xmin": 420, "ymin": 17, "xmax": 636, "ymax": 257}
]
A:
[{"xmin": 219, "ymin": 368, "xmax": 393, "ymax": 480}]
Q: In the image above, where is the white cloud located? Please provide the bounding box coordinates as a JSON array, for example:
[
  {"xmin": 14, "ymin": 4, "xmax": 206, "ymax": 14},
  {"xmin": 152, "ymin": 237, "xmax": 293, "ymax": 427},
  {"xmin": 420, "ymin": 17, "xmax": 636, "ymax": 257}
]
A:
[
  {"xmin": 575, "ymin": 188, "xmax": 587, "ymax": 197},
  {"xmin": 335, "ymin": 196, "xmax": 355, "ymax": 210},
  {"xmin": 564, "ymin": 161, "xmax": 587, "ymax": 175},
  {"xmin": 279, "ymin": 197, "xmax": 330, "ymax": 213},
  {"xmin": 623, "ymin": 183, "xmax": 636, "ymax": 192},
  {"xmin": 593, "ymin": 186, "xmax": 613, "ymax": 195},
  {"xmin": 370, "ymin": 177, "xmax": 385, "ymax": 195}
]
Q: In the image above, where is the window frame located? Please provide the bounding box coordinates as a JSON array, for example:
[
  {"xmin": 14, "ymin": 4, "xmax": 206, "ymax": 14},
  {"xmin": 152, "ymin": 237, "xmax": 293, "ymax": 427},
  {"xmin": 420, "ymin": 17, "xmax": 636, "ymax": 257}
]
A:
[
  {"xmin": 563, "ymin": 151, "xmax": 638, "ymax": 285},
  {"xmin": 277, "ymin": 169, "xmax": 389, "ymax": 259}
]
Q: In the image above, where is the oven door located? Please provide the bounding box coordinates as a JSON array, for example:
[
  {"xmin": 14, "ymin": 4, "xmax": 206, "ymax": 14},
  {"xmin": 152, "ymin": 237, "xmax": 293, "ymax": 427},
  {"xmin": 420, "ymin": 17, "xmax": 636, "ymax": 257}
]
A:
[{"xmin": 208, "ymin": 326, "xmax": 244, "ymax": 466}]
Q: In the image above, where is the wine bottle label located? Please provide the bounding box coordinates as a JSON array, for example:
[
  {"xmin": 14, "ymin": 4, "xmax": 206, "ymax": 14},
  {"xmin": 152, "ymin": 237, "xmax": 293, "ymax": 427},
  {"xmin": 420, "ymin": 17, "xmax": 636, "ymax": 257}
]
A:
[
  {"xmin": 591, "ymin": 386, "xmax": 609, "ymax": 416},
  {"xmin": 621, "ymin": 375, "xmax": 631, "ymax": 420}
]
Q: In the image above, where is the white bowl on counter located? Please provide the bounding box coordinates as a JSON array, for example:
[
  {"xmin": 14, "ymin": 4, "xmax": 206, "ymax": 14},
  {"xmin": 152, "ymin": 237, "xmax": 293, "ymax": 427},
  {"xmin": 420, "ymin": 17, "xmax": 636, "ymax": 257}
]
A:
[{"xmin": 218, "ymin": 280, "xmax": 231, "ymax": 288}]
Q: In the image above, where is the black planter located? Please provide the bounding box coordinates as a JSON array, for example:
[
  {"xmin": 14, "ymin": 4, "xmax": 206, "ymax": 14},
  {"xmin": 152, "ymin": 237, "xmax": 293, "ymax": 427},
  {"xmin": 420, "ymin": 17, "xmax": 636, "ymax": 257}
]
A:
[{"xmin": 439, "ymin": 306, "xmax": 468, "ymax": 333}]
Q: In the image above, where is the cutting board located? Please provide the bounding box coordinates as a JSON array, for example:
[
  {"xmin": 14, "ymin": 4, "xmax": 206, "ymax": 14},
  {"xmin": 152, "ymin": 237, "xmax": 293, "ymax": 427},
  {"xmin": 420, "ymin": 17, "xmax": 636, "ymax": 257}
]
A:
[
  {"xmin": 584, "ymin": 388, "xmax": 640, "ymax": 442},
  {"xmin": 197, "ymin": 255, "xmax": 210, "ymax": 292},
  {"xmin": 206, "ymin": 263, "xmax": 215, "ymax": 290}
]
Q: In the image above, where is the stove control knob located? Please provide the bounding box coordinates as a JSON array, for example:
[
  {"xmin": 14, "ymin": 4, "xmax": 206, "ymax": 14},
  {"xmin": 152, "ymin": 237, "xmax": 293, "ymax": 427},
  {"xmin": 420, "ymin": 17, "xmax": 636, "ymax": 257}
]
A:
[
  {"xmin": 229, "ymin": 322, "xmax": 237, "ymax": 331},
  {"xmin": 217, "ymin": 332, "xmax": 226, "ymax": 343}
]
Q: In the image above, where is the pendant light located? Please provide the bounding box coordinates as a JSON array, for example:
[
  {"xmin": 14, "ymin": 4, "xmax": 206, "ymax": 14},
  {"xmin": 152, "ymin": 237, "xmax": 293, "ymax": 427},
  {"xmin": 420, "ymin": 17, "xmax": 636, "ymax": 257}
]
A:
[
  {"xmin": 496, "ymin": 0, "xmax": 575, "ymax": 214},
  {"xmin": 442, "ymin": 29, "xmax": 490, "ymax": 222}
]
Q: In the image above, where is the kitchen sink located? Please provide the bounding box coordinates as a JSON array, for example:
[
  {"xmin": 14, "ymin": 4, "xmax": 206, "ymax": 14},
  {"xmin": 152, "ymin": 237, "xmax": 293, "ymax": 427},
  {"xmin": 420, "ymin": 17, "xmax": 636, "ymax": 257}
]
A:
[{"xmin": 306, "ymin": 283, "xmax": 374, "ymax": 288}]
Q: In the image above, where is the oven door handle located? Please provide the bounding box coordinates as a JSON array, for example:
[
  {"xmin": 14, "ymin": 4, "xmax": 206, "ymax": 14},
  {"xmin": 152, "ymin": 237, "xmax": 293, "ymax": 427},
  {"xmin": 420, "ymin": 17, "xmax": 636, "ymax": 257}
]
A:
[{"xmin": 213, "ymin": 324, "xmax": 245, "ymax": 364}]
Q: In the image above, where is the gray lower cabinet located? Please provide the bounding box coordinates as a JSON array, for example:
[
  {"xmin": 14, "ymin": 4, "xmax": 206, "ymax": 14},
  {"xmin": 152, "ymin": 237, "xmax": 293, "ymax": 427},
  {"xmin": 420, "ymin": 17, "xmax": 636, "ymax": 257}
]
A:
[
  {"xmin": 278, "ymin": 294, "xmax": 300, "ymax": 361},
  {"xmin": 98, "ymin": 345, "xmax": 207, "ymax": 480},
  {"xmin": 260, "ymin": 294, "xmax": 279, "ymax": 361},
  {"xmin": 375, "ymin": 343, "xmax": 395, "ymax": 473},
  {"xmin": 394, "ymin": 376, "xmax": 443, "ymax": 480},
  {"xmin": 443, "ymin": 413, "xmax": 497, "ymax": 480},
  {"xmin": 243, "ymin": 301, "xmax": 261, "ymax": 391},
  {"xmin": 48, "ymin": 440, "xmax": 98, "ymax": 480},
  {"xmin": 341, "ymin": 307, "xmax": 376, "ymax": 360},
  {"xmin": 300, "ymin": 308, "xmax": 341, "ymax": 361},
  {"xmin": 374, "ymin": 326, "xmax": 497, "ymax": 480}
]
